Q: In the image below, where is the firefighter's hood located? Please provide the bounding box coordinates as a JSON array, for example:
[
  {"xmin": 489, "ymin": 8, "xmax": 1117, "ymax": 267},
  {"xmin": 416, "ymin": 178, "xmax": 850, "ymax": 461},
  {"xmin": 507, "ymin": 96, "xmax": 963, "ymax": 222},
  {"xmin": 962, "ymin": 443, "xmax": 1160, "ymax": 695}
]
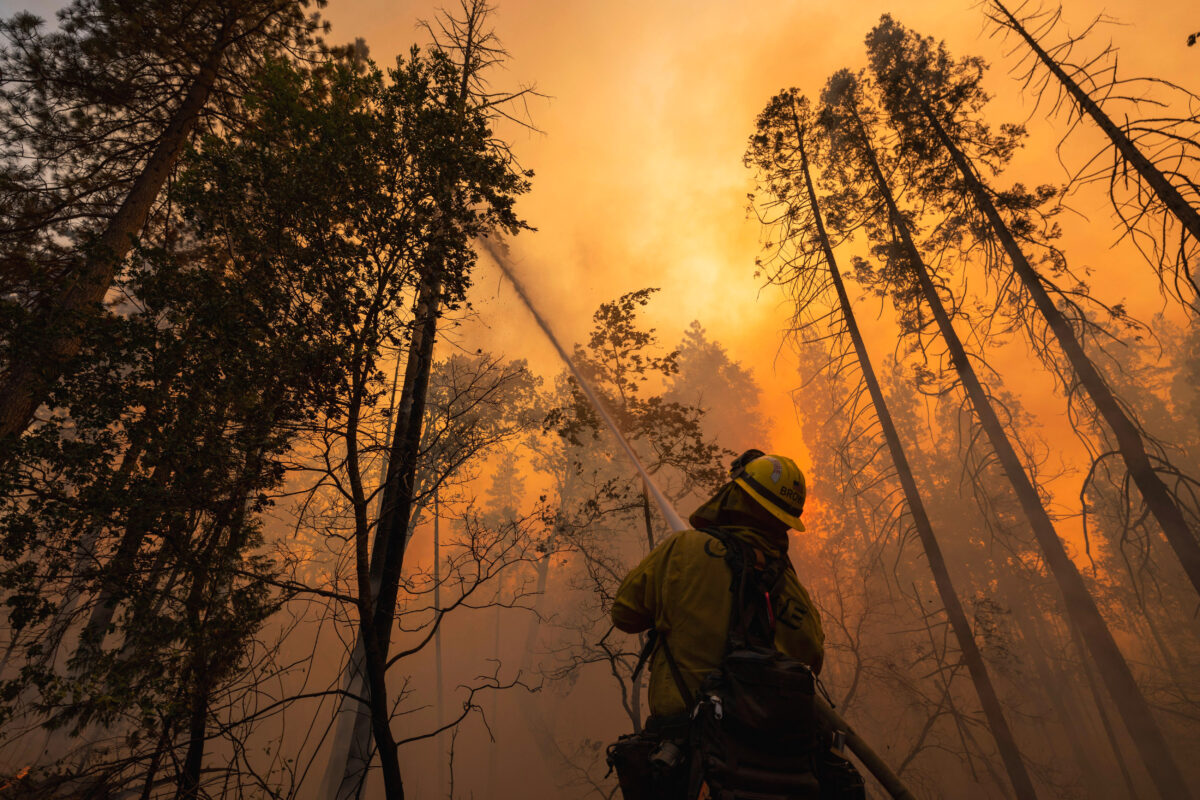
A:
[{"xmin": 688, "ymin": 481, "xmax": 791, "ymax": 556}]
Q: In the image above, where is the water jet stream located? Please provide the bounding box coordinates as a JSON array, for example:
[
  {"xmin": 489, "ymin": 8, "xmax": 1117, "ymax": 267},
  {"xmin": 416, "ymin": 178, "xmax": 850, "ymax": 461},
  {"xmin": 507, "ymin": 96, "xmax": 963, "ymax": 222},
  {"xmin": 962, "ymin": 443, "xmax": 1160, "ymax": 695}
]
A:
[
  {"xmin": 479, "ymin": 237, "xmax": 687, "ymax": 533},
  {"xmin": 481, "ymin": 235, "xmax": 916, "ymax": 800}
]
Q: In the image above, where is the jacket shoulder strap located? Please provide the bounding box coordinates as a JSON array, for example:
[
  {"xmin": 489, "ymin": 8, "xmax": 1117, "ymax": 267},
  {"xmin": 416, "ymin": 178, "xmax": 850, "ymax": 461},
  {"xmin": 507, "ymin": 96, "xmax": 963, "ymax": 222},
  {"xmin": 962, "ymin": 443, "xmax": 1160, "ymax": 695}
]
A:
[
  {"xmin": 633, "ymin": 628, "xmax": 695, "ymax": 709},
  {"xmin": 702, "ymin": 527, "xmax": 788, "ymax": 651}
]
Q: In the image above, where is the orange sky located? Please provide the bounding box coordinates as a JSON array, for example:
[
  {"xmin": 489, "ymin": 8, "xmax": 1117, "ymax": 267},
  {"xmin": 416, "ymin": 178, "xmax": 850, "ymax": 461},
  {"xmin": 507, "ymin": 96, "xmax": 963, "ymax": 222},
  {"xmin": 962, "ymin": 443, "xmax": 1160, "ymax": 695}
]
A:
[
  {"xmin": 13, "ymin": 0, "xmax": 1195, "ymax": 481},
  {"xmin": 3, "ymin": 3, "xmax": 1193, "ymax": 792},
  {"xmin": 314, "ymin": 1, "xmax": 1198, "ymax": 491}
]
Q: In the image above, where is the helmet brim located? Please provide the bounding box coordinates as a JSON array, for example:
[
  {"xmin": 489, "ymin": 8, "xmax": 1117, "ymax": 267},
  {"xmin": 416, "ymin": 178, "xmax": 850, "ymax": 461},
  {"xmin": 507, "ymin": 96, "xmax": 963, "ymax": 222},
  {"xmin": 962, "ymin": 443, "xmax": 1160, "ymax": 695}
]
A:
[{"xmin": 734, "ymin": 476, "xmax": 805, "ymax": 531}]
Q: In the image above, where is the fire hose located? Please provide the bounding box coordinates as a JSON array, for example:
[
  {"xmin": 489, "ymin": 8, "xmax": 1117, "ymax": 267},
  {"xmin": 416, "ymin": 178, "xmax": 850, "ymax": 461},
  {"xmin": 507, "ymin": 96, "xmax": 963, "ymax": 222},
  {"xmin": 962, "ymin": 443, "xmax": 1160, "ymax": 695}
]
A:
[{"xmin": 482, "ymin": 237, "xmax": 916, "ymax": 800}]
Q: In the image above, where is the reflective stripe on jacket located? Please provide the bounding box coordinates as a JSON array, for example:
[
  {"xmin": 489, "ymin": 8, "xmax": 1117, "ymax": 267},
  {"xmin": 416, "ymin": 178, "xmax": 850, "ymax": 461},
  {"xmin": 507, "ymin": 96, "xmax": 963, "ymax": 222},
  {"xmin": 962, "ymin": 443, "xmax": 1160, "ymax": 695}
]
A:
[{"xmin": 611, "ymin": 525, "xmax": 824, "ymax": 718}]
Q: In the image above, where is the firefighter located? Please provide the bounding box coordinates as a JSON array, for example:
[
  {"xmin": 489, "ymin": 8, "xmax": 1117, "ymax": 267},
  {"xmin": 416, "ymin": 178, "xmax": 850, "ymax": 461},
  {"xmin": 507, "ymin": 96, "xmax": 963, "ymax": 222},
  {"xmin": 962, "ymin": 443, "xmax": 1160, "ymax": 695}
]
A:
[{"xmin": 608, "ymin": 450, "xmax": 826, "ymax": 799}]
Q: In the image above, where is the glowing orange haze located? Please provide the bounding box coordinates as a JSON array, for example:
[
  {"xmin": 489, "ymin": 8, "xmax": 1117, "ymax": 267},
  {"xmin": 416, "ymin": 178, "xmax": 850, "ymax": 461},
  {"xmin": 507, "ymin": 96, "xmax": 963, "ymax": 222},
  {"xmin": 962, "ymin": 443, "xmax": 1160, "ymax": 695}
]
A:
[{"xmin": 330, "ymin": 0, "xmax": 1196, "ymax": 530}]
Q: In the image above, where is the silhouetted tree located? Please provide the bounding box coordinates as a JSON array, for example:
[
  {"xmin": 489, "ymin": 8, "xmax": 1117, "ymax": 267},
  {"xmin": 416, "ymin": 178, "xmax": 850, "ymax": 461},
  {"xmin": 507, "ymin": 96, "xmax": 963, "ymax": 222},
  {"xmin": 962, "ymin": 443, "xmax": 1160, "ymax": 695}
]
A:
[
  {"xmin": 982, "ymin": 0, "xmax": 1200, "ymax": 307},
  {"xmin": 0, "ymin": 0, "xmax": 326, "ymax": 440},
  {"xmin": 748, "ymin": 86, "xmax": 1038, "ymax": 799},
  {"xmin": 324, "ymin": 3, "xmax": 535, "ymax": 791},
  {"xmin": 866, "ymin": 14, "xmax": 1200, "ymax": 605},
  {"xmin": 0, "ymin": 56, "xmax": 378, "ymax": 796},
  {"xmin": 819, "ymin": 68, "xmax": 1191, "ymax": 799}
]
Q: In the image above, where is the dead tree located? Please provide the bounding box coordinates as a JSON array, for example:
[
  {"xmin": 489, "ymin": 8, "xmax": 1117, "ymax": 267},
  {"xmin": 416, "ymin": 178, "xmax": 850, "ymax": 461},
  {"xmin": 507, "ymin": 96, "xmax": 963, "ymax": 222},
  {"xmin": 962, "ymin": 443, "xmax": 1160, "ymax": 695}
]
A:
[
  {"xmin": 866, "ymin": 15, "xmax": 1200, "ymax": 605},
  {"xmin": 819, "ymin": 69, "xmax": 1192, "ymax": 800},
  {"xmin": 982, "ymin": 0, "xmax": 1200, "ymax": 306},
  {"xmin": 747, "ymin": 88, "xmax": 1038, "ymax": 799}
]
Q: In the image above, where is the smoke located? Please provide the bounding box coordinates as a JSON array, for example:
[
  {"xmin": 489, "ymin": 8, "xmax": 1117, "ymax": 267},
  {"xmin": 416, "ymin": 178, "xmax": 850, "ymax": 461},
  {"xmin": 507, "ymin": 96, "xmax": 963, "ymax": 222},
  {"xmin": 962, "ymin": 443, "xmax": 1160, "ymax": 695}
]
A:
[{"xmin": 478, "ymin": 235, "xmax": 688, "ymax": 534}]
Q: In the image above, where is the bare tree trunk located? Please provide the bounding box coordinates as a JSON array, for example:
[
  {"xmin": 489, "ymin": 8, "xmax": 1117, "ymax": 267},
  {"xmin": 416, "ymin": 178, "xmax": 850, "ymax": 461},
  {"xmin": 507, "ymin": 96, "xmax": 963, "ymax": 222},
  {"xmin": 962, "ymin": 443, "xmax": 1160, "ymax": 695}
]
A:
[
  {"xmin": 434, "ymin": 491, "xmax": 446, "ymax": 798},
  {"xmin": 325, "ymin": 0, "xmax": 497, "ymax": 768},
  {"xmin": 1066, "ymin": 621, "xmax": 1141, "ymax": 798},
  {"xmin": 487, "ymin": 605, "xmax": 500, "ymax": 798},
  {"xmin": 175, "ymin": 664, "xmax": 211, "ymax": 800},
  {"xmin": 917, "ymin": 94, "xmax": 1200, "ymax": 600},
  {"xmin": 513, "ymin": 554, "xmax": 576, "ymax": 790},
  {"xmin": 640, "ymin": 488, "xmax": 655, "ymax": 551},
  {"xmin": 987, "ymin": 0, "xmax": 1200, "ymax": 296},
  {"xmin": 175, "ymin": 445, "xmax": 265, "ymax": 800},
  {"xmin": 1002, "ymin": 571, "xmax": 1121, "ymax": 798},
  {"xmin": 1136, "ymin": 604, "xmax": 1192, "ymax": 696},
  {"xmin": 844, "ymin": 97, "xmax": 1192, "ymax": 799},
  {"xmin": 357, "ymin": 588, "xmax": 405, "ymax": 799},
  {"xmin": 789, "ymin": 100, "xmax": 1039, "ymax": 799},
  {"xmin": 140, "ymin": 722, "xmax": 173, "ymax": 800},
  {"xmin": 912, "ymin": 590, "xmax": 985, "ymax": 785},
  {"xmin": 77, "ymin": 462, "xmax": 175, "ymax": 654},
  {"xmin": 334, "ymin": 276, "xmax": 442, "ymax": 799},
  {"xmin": 174, "ymin": 546, "xmax": 223, "ymax": 797},
  {"xmin": 0, "ymin": 18, "xmax": 237, "ymax": 440},
  {"xmin": 627, "ymin": 487, "xmax": 659, "ymax": 733}
]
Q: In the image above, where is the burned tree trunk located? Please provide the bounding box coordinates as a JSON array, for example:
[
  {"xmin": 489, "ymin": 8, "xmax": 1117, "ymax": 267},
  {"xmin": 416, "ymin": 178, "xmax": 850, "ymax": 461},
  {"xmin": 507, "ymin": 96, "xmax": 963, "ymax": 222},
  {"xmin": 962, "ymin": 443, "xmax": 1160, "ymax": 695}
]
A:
[
  {"xmin": 778, "ymin": 95, "xmax": 1038, "ymax": 800},
  {"xmin": 334, "ymin": 276, "xmax": 442, "ymax": 800},
  {"xmin": 911, "ymin": 89, "xmax": 1200, "ymax": 601},
  {"xmin": 985, "ymin": 0, "xmax": 1200, "ymax": 299},
  {"xmin": 825, "ymin": 75, "xmax": 1192, "ymax": 800}
]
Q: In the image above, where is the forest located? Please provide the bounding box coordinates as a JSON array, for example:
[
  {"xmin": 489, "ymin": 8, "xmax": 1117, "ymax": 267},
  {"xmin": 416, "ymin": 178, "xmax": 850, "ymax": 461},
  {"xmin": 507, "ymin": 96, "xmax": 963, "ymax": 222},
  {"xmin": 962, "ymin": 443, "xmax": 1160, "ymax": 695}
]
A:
[{"xmin": 0, "ymin": 0, "xmax": 1198, "ymax": 797}]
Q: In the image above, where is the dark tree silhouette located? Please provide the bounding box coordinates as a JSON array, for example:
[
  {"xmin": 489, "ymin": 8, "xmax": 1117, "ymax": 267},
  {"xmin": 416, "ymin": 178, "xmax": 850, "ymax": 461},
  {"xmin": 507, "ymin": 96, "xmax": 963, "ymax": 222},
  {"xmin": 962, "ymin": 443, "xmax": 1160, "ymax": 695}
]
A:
[
  {"xmin": 747, "ymin": 88, "xmax": 1038, "ymax": 799},
  {"xmin": 819, "ymin": 68, "xmax": 1192, "ymax": 800},
  {"xmin": 982, "ymin": 0, "xmax": 1200, "ymax": 307},
  {"xmin": 0, "ymin": 57, "xmax": 377, "ymax": 796},
  {"xmin": 865, "ymin": 15, "xmax": 1200, "ymax": 605},
  {"xmin": 0, "ymin": 0, "xmax": 326, "ymax": 441},
  {"xmin": 327, "ymin": 3, "xmax": 534, "ymax": 795}
]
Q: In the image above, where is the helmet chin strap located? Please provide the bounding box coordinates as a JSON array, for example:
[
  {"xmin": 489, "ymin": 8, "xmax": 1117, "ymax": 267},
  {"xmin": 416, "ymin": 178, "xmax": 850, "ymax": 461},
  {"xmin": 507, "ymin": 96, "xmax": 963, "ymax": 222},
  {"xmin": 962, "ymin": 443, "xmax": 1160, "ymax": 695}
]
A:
[{"xmin": 691, "ymin": 482, "xmax": 790, "ymax": 537}]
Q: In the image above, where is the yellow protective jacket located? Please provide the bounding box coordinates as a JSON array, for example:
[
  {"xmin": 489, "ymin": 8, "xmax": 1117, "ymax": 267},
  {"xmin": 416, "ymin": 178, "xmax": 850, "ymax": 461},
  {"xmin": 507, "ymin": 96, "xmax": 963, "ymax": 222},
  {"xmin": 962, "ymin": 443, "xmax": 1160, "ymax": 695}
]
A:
[{"xmin": 611, "ymin": 489, "xmax": 824, "ymax": 718}]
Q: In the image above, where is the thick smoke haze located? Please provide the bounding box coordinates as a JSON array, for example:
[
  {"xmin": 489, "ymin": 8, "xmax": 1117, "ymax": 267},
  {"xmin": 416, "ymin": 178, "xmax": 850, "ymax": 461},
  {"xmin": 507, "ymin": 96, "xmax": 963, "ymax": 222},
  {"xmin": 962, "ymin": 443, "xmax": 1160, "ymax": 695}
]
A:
[{"xmin": 0, "ymin": 0, "xmax": 1197, "ymax": 798}]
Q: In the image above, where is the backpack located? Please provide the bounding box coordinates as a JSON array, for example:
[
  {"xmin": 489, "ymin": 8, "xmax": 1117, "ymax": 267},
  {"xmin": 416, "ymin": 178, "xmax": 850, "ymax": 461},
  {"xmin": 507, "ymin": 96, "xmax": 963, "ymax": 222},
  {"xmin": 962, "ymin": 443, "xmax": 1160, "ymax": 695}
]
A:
[
  {"xmin": 682, "ymin": 528, "xmax": 821, "ymax": 799},
  {"xmin": 609, "ymin": 528, "xmax": 865, "ymax": 800}
]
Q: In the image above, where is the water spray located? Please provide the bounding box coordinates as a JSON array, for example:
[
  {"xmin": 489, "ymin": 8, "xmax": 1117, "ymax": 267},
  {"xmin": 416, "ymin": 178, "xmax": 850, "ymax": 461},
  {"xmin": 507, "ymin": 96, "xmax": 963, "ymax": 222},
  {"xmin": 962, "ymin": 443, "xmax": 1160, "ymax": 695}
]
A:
[
  {"xmin": 478, "ymin": 236, "xmax": 687, "ymax": 533},
  {"xmin": 481, "ymin": 235, "xmax": 915, "ymax": 800}
]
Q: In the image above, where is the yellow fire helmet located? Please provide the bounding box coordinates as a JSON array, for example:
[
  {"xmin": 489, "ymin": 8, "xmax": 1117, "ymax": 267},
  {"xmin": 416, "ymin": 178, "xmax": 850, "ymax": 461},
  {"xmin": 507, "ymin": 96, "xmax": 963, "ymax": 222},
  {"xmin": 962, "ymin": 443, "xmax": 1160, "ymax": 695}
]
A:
[{"xmin": 730, "ymin": 450, "xmax": 807, "ymax": 532}]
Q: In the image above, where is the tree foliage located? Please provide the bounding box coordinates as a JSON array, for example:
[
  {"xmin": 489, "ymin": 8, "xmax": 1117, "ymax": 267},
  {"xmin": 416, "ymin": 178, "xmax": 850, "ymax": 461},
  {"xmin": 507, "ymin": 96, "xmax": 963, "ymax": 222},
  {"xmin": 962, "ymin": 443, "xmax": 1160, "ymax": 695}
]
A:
[
  {"xmin": 0, "ymin": 18, "xmax": 531, "ymax": 790},
  {"xmin": 0, "ymin": 0, "xmax": 329, "ymax": 439}
]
